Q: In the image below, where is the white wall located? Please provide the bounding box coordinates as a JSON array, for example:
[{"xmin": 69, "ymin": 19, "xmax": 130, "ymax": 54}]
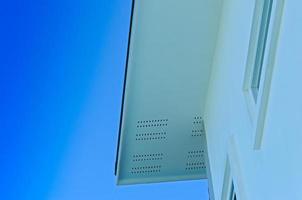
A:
[{"xmin": 204, "ymin": 0, "xmax": 302, "ymax": 199}]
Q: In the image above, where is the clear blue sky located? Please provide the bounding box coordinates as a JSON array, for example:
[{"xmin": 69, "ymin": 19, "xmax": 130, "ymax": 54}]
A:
[{"xmin": 0, "ymin": 0, "xmax": 208, "ymax": 199}]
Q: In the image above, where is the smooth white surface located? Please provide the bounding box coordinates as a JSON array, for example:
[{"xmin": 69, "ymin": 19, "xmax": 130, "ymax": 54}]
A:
[
  {"xmin": 205, "ymin": 0, "xmax": 302, "ymax": 199},
  {"xmin": 116, "ymin": 0, "xmax": 222, "ymax": 185}
]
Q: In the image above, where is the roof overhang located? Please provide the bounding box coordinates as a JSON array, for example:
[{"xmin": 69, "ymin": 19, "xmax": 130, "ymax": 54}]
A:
[{"xmin": 115, "ymin": 0, "xmax": 222, "ymax": 185}]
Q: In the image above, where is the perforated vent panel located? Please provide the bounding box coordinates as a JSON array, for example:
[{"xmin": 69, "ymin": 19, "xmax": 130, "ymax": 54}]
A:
[
  {"xmin": 115, "ymin": 0, "xmax": 221, "ymax": 185},
  {"xmin": 117, "ymin": 116, "xmax": 207, "ymax": 185}
]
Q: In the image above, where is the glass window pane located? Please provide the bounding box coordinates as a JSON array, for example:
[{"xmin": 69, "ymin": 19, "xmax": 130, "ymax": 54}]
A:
[{"xmin": 251, "ymin": 0, "xmax": 273, "ymax": 101}]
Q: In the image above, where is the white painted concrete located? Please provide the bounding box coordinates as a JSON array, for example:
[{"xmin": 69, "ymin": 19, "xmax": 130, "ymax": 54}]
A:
[{"xmin": 205, "ymin": 0, "xmax": 302, "ymax": 199}]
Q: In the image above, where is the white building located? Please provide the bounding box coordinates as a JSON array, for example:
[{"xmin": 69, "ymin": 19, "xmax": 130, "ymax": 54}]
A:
[
  {"xmin": 205, "ymin": 0, "xmax": 302, "ymax": 199},
  {"xmin": 115, "ymin": 0, "xmax": 302, "ymax": 199}
]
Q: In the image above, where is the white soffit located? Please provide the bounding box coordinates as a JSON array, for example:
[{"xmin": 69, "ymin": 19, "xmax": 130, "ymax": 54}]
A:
[{"xmin": 115, "ymin": 0, "xmax": 221, "ymax": 185}]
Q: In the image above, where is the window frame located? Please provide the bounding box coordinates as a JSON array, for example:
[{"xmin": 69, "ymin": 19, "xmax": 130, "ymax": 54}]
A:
[
  {"xmin": 250, "ymin": 0, "xmax": 274, "ymax": 102},
  {"xmin": 221, "ymin": 135, "xmax": 247, "ymax": 200},
  {"xmin": 243, "ymin": 0, "xmax": 285, "ymax": 149},
  {"xmin": 229, "ymin": 182, "xmax": 237, "ymax": 200}
]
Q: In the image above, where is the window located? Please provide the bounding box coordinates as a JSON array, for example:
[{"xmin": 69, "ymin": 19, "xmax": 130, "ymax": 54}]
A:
[
  {"xmin": 251, "ymin": 0, "xmax": 273, "ymax": 102},
  {"xmin": 221, "ymin": 157, "xmax": 242, "ymax": 200},
  {"xmin": 243, "ymin": 0, "xmax": 284, "ymax": 149},
  {"xmin": 221, "ymin": 136, "xmax": 247, "ymax": 200},
  {"xmin": 229, "ymin": 182, "xmax": 237, "ymax": 200}
]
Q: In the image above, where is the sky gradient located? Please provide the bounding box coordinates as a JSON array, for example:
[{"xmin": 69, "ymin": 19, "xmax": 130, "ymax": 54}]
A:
[{"xmin": 0, "ymin": 0, "xmax": 209, "ymax": 199}]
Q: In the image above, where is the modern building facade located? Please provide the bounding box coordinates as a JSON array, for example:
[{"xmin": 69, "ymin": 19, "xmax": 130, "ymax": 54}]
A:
[
  {"xmin": 205, "ymin": 0, "xmax": 302, "ymax": 199},
  {"xmin": 115, "ymin": 0, "xmax": 302, "ymax": 199}
]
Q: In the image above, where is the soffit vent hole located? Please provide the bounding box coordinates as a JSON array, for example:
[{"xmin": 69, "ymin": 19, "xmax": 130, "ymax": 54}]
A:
[
  {"xmin": 130, "ymin": 165, "xmax": 162, "ymax": 174},
  {"xmin": 135, "ymin": 132, "xmax": 167, "ymax": 141},
  {"xmin": 136, "ymin": 119, "xmax": 168, "ymax": 128},
  {"xmin": 132, "ymin": 153, "xmax": 164, "ymax": 162}
]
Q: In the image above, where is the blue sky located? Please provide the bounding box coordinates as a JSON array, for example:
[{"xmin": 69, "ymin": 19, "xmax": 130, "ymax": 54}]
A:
[{"xmin": 0, "ymin": 0, "xmax": 208, "ymax": 199}]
